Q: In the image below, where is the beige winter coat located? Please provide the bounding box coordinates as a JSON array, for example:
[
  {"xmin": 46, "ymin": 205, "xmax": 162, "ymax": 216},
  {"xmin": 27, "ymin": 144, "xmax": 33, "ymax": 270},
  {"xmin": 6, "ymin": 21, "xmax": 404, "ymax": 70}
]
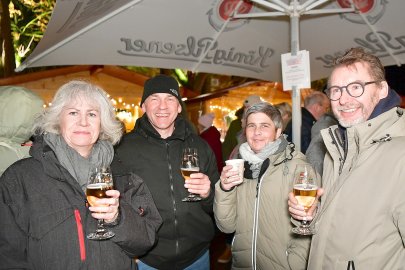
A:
[
  {"xmin": 214, "ymin": 143, "xmax": 311, "ymax": 270},
  {"xmin": 309, "ymin": 107, "xmax": 405, "ymax": 269}
]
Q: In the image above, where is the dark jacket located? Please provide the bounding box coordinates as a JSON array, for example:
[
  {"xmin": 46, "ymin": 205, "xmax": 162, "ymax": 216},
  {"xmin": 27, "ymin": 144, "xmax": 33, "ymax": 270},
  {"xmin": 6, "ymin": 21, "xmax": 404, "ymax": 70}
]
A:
[
  {"xmin": 112, "ymin": 115, "xmax": 219, "ymax": 270},
  {"xmin": 284, "ymin": 107, "xmax": 316, "ymax": 153},
  {"xmin": 0, "ymin": 136, "xmax": 162, "ymax": 270},
  {"xmin": 222, "ymin": 107, "xmax": 244, "ymax": 161}
]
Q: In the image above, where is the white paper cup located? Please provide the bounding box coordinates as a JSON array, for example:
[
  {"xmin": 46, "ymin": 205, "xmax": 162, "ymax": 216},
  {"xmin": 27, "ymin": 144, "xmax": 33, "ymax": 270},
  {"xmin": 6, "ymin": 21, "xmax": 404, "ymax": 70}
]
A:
[{"xmin": 225, "ymin": 159, "xmax": 244, "ymax": 184}]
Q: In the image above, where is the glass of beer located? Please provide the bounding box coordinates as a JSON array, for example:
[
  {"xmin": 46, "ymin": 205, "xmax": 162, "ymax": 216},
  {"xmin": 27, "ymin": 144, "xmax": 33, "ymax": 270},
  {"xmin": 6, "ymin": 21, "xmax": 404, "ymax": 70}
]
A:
[
  {"xmin": 86, "ymin": 166, "xmax": 115, "ymax": 240},
  {"xmin": 291, "ymin": 164, "xmax": 318, "ymax": 235},
  {"xmin": 181, "ymin": 148, "xmax": 202, "ymax": 202}
]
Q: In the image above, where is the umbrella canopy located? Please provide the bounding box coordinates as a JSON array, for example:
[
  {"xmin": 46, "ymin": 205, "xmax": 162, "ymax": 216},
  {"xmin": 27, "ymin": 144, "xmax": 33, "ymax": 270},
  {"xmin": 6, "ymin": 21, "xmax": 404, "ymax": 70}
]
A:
[
  {"xmin": 17, "ymin": 0, "xmax": 405, "ymax": 150},
  {"xmin": 17, "ymin": 0, "xmax": 404, "ymax": 80}
]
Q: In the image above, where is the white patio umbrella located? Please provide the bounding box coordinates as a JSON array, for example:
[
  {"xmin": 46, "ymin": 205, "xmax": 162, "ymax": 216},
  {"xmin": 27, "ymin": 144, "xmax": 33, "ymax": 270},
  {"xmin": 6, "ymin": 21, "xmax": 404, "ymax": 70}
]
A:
[{"xmin": 17, "ymin": 0, "xmax": 405, "ymax": 151}]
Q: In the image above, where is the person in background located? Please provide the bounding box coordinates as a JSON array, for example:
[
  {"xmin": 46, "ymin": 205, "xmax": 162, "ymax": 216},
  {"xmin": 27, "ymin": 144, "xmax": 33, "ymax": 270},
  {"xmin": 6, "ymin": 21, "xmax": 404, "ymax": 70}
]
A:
[
  {"xmin": 198, "ymin": 112, "xmax": 224, "ymax": 173},
  {"xmin": 305, "ymin": 112, "xmax": 338, "ymax": 175},
  {"xmin": 0, "ymin": 86, "xmax": 44, "ymax": 176},
  {"xmin": 284, "ymin": 91, "xmax": 330, "ymax": 153},
  {"xmin": 0, "ymin": 80, "xmax": 162, "ymax": 270},
  {"xmin": 214, "ymin": 102, "xmax": 311, "ymax": 269},
  {"xmin": 274, "ymin": 102, "xmax": 292, "ymax": 131},
  {"xmin": 112, "ymin": 74, "xmax": 219, "ymax": 270},
  {"xmin": 288, "ymin": 47, "xmax": 405, "ymax": 269},
  {"xmin": 222, "ymin": 95, "xmax": 262, "ymax": 161},
  {"xmin": 222, "ymin": 107, "xmax": 243, "ymax": 162}
]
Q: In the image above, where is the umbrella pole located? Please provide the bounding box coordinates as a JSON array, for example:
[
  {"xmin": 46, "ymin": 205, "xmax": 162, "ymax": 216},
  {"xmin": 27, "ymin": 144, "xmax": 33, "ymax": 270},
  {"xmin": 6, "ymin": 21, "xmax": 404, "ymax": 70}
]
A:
[{"xmin": 290, "ymin": 6, "xmax": 302, "ymax": 152}]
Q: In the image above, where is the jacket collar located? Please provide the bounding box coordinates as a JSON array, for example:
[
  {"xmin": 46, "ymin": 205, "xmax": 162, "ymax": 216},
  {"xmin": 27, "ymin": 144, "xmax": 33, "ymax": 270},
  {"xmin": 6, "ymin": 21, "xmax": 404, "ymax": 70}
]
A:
[
  {"xmin": 368, "ymin": 88, "xmax": 401, "ymax": 121},
  {"xmin": 134, "ymin": 114, "xmax": 194, "ymax": 141},
  {"xmin": 325, "ymin": 107, "xmax": 404, "ymax": 151}
]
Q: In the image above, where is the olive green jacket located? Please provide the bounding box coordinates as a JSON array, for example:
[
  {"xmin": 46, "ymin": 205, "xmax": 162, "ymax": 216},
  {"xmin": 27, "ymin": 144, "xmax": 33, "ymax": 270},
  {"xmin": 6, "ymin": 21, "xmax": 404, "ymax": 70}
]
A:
[
  {"xmin": 214, "ymin": 143, "xmax": 311, "ymax": 270},
  {"xmin": 309, "ymin": 107, "xmax": 405, "ymax": 269}
]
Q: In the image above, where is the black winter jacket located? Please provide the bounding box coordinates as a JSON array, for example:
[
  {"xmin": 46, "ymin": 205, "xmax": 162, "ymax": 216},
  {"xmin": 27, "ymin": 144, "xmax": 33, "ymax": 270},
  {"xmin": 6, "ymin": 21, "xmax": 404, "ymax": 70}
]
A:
[
  {"xmin": 0, "ymin": 136, "xmax": 162, "ymax": 270},
  {"xmin": 284, "ymin": 107, "xmax": 316, "ymax": 153},
  {"xmin": 112, "ymin": 115, "xmax": 219, "ymax": 270}
]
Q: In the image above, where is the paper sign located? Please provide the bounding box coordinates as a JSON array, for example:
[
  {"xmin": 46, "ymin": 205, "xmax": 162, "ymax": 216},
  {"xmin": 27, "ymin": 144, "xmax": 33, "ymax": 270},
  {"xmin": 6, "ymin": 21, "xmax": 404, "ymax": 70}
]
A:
[{"xmin": 281, "ymin": 50, "xmax": 311, "ymax": 90}]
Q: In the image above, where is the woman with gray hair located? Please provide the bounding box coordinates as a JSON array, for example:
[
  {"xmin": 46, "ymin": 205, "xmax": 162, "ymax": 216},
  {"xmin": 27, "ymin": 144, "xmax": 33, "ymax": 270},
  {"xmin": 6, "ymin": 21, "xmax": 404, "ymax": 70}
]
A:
[
  {"xmin": 214, "ymin": 102, "xmax": 312, "ymax": 270},
  {"xmin": 0, "ymin": 80, "xmax": 162, "ymax": 270}
]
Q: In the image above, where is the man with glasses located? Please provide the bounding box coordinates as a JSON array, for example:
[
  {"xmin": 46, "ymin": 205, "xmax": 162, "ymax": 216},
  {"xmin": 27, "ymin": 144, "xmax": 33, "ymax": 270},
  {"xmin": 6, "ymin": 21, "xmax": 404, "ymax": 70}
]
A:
[{"xmin": 288, "ymin": 47, "xmax": 404, "ymax": 269}]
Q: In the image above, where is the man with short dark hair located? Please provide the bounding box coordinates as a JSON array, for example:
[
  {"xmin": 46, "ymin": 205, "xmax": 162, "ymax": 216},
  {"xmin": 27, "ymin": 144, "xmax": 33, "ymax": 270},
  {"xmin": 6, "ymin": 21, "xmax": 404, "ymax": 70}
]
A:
[
  {"xmin": 288, "ymin": 47, "xmax": 405, "ymax": 269},
  {"xmin": 113, "ymin": 75, "xmax": 219, "ymax": 270}
]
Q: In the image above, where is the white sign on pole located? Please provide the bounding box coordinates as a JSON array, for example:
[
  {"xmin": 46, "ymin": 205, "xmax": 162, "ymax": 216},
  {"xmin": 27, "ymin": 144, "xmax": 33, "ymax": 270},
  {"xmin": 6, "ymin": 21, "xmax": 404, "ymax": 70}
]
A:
[{"xmin": 281, "ymin": 50, "xmax": 311, "ymax": 91}]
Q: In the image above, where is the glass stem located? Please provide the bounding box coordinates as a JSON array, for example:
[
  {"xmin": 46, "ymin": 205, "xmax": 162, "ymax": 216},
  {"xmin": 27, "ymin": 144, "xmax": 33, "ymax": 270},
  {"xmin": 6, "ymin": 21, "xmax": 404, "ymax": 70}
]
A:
[
  {"xmin": 96, "ymin": 219, "xmax": 106, "ymax": 233},
  {"xmin": 301, "ymin": 220, "xmax": 309, "ymax": 228}
]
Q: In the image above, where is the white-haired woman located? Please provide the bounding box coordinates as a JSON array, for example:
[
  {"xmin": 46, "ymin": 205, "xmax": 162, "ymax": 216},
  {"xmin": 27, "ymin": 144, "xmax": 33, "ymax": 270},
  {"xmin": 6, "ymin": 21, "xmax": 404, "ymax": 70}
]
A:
[
  {"xmin": 214, "ymin": 102, "xmax": 312, "ymax": 270},
  {"xmin": 0, "ymin": 80, "xmax": 162, "ymax": 270}
]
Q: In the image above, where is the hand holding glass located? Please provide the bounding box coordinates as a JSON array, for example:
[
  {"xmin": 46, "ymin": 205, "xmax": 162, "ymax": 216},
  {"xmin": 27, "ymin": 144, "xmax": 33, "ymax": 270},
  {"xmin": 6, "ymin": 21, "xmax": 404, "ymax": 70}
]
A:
[
  {"xmin": 86, "ymin": 166, "xmax": 115, "ymax": 240},
  {"xmin": 181, "ymin": 148, "xmax": 202, "ymax": 202},
  {"xmin": 291, "ymin": 164, "xmax": 318, "ymax": 235}
]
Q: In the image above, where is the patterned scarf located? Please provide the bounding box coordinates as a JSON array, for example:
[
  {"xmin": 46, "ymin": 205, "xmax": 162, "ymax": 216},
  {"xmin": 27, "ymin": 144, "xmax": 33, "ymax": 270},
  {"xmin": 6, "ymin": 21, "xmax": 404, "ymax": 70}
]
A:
[{"xmin": 239, "ymin": 136, "xmax": 287, "ymax": 179}]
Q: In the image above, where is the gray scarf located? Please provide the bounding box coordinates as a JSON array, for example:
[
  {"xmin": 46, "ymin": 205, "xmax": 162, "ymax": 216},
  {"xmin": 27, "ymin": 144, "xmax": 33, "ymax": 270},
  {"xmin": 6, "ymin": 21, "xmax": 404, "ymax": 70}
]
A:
[
  {"xmin": 44, "ymin": 133, "xmax": 114, "ymax": 192},
  {"xmin": 239, "ymin": 136, "xmax": 287, "ymax": 179}
]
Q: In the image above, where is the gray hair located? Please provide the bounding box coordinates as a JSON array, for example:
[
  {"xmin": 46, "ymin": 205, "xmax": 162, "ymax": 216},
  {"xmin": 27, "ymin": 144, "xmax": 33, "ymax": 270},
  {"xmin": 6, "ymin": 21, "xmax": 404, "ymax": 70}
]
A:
[
  {"xmin": 274, "ymin": 102, "xmax": 292, "ymax": 118},
  {"xmin": 33, "ymin": 80, "xmax": 123, "ymax": 145},
  {"xmin": 243, "ymin": 102, "xmax": 283, "ymax": 130},
  {"xmin": 304, "ymin": 91, "xmax": 328, "ymax": 108}
]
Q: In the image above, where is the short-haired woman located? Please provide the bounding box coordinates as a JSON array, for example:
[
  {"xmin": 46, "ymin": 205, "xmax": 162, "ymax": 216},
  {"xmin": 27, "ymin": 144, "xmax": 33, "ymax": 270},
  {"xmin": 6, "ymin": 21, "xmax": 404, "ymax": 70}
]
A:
[{"xmin": 214, "ymin": 102, "xmax": 312, "ymax": 270}]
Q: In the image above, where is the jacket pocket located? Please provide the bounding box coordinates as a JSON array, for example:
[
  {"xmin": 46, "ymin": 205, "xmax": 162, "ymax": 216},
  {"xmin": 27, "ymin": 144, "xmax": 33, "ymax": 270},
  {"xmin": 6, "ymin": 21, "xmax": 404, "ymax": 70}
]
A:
[
  {"xmin": 28, "ymin": 207, "xmax": 83, "ymax": 269},
  {"xmin": 29, "ymin": 207, "xmax": 74, "ymax": 239}
]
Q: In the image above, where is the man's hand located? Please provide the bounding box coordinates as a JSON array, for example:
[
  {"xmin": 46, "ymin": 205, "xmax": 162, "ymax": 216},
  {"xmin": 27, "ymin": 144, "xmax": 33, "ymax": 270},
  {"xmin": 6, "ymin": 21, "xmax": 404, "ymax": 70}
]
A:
[
  {"xmin": 288, "ymin": 188, "xmax": 324, "ymax": 220},
  {"xmin": 185, "ymin": 173, "xmax": 211, "ymax": 198}
]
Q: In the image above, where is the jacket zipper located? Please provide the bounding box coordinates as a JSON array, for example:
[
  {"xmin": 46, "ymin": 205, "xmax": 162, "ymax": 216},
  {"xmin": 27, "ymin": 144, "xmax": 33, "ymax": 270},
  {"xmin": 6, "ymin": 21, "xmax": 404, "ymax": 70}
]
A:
[
  {"xmin": 74, "ymin": 209, "xmax": 86, "ymax": 261},
  {"xmin": 347, "ymin": 260, "xmax": 355, "ymax": 270},
  {"xmin": 251, "ymin": 174, "xmax": 265, "ymax": 270},
  {"xmin": 328, "ymin": 128, "xmax": 345, "ymax": 175},
  {"xmin": 166, "ymin": 142, "xmax": 179, "ymax": 256}
]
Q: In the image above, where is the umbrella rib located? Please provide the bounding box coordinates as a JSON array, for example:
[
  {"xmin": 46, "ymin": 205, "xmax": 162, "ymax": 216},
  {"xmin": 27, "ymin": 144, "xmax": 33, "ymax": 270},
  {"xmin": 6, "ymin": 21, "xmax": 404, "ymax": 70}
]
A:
[
  {"xmin": 268, "ymin": 0, "xmax": 291, "ymax": 11},
  {"xmin": 304, "ymin": 8, "xmax": 354, "ymax": 15},
  {"xmin": 304, "ymin": 0, "xmax": 331, "ymax": 11},
  {"xmin": 233, "ymin": 11, "xmax": 286, "ymax": 18},
  {"xmin": 299, "ymin": 0, "xmax": 321, "ymax": 11},
  {"xmin": 350, "ymin": 0, "xmax": 402, "ymax": 66},
  {"xmin": 250, "ymin": 0, "xmax": 287, "ymax": 13},
  {"xmin": 191, "ymin": 0, "xmax": 244, "ymax": 73}
]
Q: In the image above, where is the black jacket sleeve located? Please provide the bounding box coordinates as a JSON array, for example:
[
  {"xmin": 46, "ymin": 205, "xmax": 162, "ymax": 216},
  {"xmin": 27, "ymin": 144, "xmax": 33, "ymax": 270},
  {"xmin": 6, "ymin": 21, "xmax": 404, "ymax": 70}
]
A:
[
  {"xmin": 111, "ymin": 173, "xmax": 162, "ymax": 258},
  {"xmin": 0, "ymin": 169, "xmax": 34, "ymax": 269}
]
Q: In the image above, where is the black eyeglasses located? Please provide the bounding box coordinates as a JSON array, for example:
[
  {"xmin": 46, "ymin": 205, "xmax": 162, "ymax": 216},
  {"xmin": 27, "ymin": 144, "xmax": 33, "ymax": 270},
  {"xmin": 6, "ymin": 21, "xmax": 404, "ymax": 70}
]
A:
[{"xmin": 324, "ymin": 81, "xmax": 380, "ymax": 101}]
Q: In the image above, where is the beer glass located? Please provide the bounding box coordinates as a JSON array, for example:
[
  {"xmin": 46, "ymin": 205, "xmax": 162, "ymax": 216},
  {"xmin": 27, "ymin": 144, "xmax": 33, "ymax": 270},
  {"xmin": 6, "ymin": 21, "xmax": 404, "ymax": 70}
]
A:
[
  {"xmin": 86, "ymin": 166, "xmax": 115, "ymax": 240},
  {"xmin": 181, "ymin": 148, "xmax": 202, "ymax": 202},
  {"xmin": 291, "ymin": 164, "xmax": 318, "ymax": 235}
]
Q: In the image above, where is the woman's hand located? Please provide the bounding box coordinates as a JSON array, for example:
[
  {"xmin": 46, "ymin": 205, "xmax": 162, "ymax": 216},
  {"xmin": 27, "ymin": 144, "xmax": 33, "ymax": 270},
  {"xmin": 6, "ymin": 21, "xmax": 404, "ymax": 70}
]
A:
[
  {"xmin": 88, "ymin": 189, "xmax": 120, "ymax": 223},
  {"xmin": 219, "ymin": 165, "xmax": 243, "ymax": 191}
]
